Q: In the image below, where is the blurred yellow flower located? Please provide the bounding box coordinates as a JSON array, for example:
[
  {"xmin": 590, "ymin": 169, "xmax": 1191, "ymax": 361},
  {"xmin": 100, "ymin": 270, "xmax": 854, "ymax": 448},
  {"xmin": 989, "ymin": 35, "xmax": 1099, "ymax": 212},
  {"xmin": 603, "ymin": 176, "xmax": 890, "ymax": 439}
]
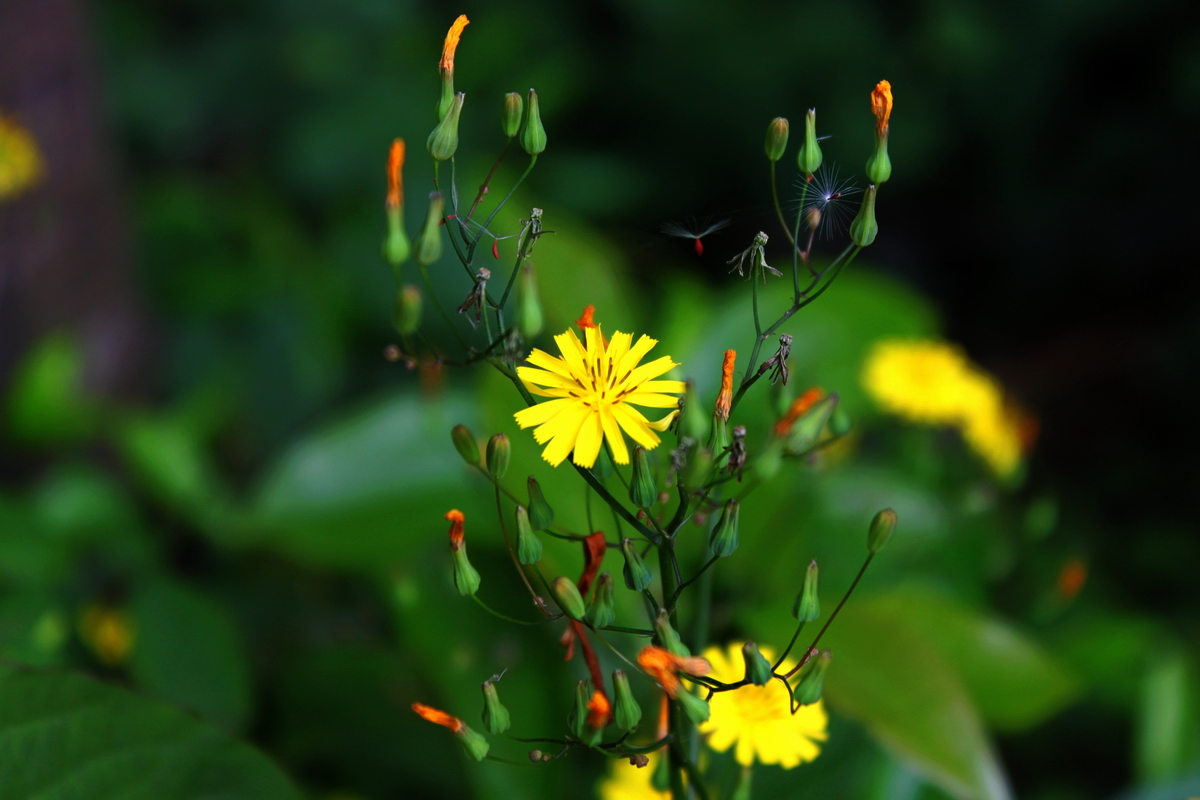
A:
[
  {"xmin": 515, "ymin": 326, "xmax": 684, "ymax": 468},
  {"xmin": 860, "ymin": 339, "xmax": 1024, "ymax": 477},
  {"xmin": 0, "ymin": 116, "xmax": 43, "ymax": 201},
  {"xmin": 598, "ymin": 752, "xmax": 669, "ymax": 800},
  {"xmin": 699, "ymin": 642, "xmax": 827, "ymax": 768},
  {"xmin": 78, "ymin": 604, "xmax": 136, "ymax": 666}
]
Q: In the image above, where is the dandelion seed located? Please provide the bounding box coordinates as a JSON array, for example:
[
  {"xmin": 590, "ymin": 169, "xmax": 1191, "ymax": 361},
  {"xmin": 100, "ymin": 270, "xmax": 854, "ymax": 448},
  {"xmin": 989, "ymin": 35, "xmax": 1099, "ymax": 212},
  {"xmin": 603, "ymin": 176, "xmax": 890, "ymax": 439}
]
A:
[
  {"xmin": 661, "ymin": 217, "xmax": 730, "ymax": 256},
  {"xmin": 798, "ymin": 165, "xmax": 860, "ymax": 239}
]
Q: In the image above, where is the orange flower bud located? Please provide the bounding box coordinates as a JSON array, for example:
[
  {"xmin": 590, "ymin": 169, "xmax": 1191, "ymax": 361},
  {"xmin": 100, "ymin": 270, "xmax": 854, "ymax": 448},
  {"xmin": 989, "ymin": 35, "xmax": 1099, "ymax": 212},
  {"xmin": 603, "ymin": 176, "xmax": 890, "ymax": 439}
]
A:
[
  {"xmin": 576, "ymin": 304, "xmax": 598, "ymax": 329},
  {"xmin": 386, "ymin": 138, "xmax": 405, "ymax": 210},
  {"xmin": 586, "ymin": 689, "xmax": 611, "ymax": 729},
  {"xmin": 715, "ymin": 350, "xmax": 736, "ymax": 422},
  {"xmin": 637, "ymin": 645, "xmax": 711, "ymax": 698},
  {"xmin": 445, "ymin": 508, "xmax": 466, "ymax": 551},
  {"xmin": 412, "ymin": 702, "xmax": 464, "ymax": 733},
  {"xmin": 774, "ymin": 387, "xmax": 825, "ymax": 437},
  {"xmin": 1057, "ymin": 557, "xmax": 1086, "ymax": 601},
  {"xmin": 871, "ymin": 80, "xmax": 892, "ymax": 134},
  {"xmin": 439, "ymin": 15, "xmax": 470, "ymax": 74}
]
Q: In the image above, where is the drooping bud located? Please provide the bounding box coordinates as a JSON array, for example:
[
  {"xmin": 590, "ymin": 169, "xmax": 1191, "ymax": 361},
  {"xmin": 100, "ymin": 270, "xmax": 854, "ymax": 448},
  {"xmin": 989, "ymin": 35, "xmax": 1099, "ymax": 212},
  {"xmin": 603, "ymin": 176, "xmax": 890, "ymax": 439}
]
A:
[
  {"xmin": 516, "ymin": 262, "xmax": 544, "ymax": 340},
  {"xmin": 481, "ymin": 680, "xmax": 511, "ymax": 734},
  {"xmin": 427, "ymin": 92, "xmax": 464, "ymax": 161},
  {"xmin": 383, "ymin": 139, "xmax": 410, "ymax": 273},
  {"xmin": 415, "ymin": 192, "xmax": 445, "ymax": 267},
  {"xmin": 520, "ymin": 88, "xmax": 547, "ymax": 156},
  {"xmin": 612, "ymin": 669, "xmax": 642, "ymax": 732},
  {"xmin": 654, "ymin": 610, "xmax": 690, "ymax": 657},
  {"xmin": 446, "ymin": 510, "xmax": 481, "ymax": 596},
  {"xmin": 515, "ymin": 505, "xmax": 543, "ymax": 564},
  {"xmin": 502, "ymin": 91, "xmax": 524, "ymax": 137},
  {"xmin": 629, "ymin": 446, "xmax": 657, "ymax": 509},
  {"xmin": 680, "ymin": 381, "xmax": 708, "ymax": 443},
  {"xmin": 486, "ymin": 433, "xmax": 510, "ymax": 478},
  {"xmin": 551, "ymin": 576, "xmax": 586, "ymax": 620},
  {"xmin": 675, "ymin": 689, "xmax": 710, "ymax": 725},
  {"xmin": 527, "ymin": 476, "xmax": 555, "ymax": 530},
  {"xmin": 435, "ymin": 15, "xmax": 469, "ymax": 121},
  {"xmin": 742, "ymin": 641, "xmax": 774, "ymax": 686},
  {"xmin": 621, "ymin": 538, "xmax": 654, "ymax": 592},
  {"xmin": 412, "ymin": 702, "xmax": 489, "ymax": 761},
  {"xmin": 681, "ymin": 446, "xmax": 714, "ymax": 492},
  {"xmin": 866, "ymin": 80, "xmax": 893, "ymax": 184},
  {"xmin": 849, "ymin": 184, "xmax": 878, "ymax": 247},
  {"xmin": 586, "ymin": 572, "xmax": 616, "ymax": 629},
  {"xmin": 792, "ymin": 560, "xmax": 820, "ymax": 622},
  {"xmin": 708, "ymin": 499, "xmax": 740, "ymax": 558},
  {"xmin": 784, "ymin": 392, "xmax": 839, "ymax": 455},
  {"xmin": 793, "ymin": 650, "xmax": 831, "ymax": 706},
  {"xmin": 868, "ymin": 508, "xmax": 897, "ymax": 554},
  {"xmin": 451, "ymin": 425, "xmax": 481, "ymax": 466},
  {"xmin": 796, "ymin": 109, "xmax": 823, "ymax": 177},
  {"xmin": 393, "ymin": 285, "xmax": 422, "ymax": 335},
  {"xmin": 764, "ymin": 116, "xmax": 789, "ymax": 163}
]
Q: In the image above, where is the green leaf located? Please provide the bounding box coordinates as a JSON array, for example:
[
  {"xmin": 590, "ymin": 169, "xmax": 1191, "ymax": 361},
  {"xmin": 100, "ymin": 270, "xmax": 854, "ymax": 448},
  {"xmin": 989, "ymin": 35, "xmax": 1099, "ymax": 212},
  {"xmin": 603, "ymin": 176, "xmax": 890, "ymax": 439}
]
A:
[
  {"xmin": 0, "ymin": 664, "xmax": 301, "ymax": 800},
  {"xmin": 115, "ymin": 412, "xmax": 229, "ymax": 528},
  {"xmin": 818, "ymin": 593, "xmax": 1012, "ymax": 800},
  {"xmin": 4, "ymin": 334, "xmax": 97, "ymax": 444},
  {"xmin": 890, "ymin": 588, "xmax": 1079, "ymax": 732},
  {"xmin": 129, "ymin": 578, "xmax": 253, "ymax": 731}
]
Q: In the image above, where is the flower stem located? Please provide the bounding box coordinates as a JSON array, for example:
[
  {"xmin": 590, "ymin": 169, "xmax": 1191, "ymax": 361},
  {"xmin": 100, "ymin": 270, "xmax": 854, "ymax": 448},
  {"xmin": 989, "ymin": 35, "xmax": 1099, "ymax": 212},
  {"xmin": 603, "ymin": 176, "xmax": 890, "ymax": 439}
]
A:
[{"xmin": 785, "ymin": 552, "xmax": 875, "ymax": 678}]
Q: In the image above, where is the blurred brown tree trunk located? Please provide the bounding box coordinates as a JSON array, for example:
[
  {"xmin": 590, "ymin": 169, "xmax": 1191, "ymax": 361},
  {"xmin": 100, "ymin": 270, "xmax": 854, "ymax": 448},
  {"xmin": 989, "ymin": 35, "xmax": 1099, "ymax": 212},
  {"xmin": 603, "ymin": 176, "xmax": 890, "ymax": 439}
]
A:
[{"xmin": 0, "ymin": 0, "xmax": 147, "ymax": 402}]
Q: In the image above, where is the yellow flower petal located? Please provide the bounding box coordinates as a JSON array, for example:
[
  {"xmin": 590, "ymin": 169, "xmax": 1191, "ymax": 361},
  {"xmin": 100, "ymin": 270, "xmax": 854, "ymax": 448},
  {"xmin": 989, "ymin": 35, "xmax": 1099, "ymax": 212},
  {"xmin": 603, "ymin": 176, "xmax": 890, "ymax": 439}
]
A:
[{"xmin": 572, "ymin": 411, "xmax": 604, "ymax": 468}]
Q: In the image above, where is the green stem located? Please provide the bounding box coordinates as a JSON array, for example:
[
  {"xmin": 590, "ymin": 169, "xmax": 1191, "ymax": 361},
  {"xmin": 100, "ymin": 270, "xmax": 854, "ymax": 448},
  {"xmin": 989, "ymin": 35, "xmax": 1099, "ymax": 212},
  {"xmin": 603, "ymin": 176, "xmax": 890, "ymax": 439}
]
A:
[
  {"xmin": 467, "ymin": 155, "xmax": 536, "ymax": 264},
  {"xmin": 772, "ymin": 620, "xmax": 807, "ymax": 672},
  {"xmin": 471, "ymin": 593, "xmax": 543, "ymax": 626}
]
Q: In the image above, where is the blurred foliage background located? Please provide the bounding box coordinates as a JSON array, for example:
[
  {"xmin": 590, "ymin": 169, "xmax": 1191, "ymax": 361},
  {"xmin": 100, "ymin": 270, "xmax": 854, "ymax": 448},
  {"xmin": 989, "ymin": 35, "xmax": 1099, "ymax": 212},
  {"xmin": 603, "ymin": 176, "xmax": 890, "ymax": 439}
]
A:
[{"xmin": 0, "ymin": 0, "xmax": 1198, "ymax": 798}]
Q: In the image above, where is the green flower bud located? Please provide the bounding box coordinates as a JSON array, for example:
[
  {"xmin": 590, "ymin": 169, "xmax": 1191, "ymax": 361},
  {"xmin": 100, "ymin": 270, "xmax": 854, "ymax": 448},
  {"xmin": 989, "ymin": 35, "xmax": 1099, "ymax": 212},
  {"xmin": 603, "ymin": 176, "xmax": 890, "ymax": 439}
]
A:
[
  {"xmin": 849, "ymin": 184, "xmax": 878, "ymax": 247},
  {"xmin": 621, "ymin": 538, "xmax": 653, "ymax": 592},
  {"xmin": 629, "ymin": 446, "xmax": 656, "ymax": 509},
  {"xmin": 585, "ymin": 571, "xmax": 616, "ymax": 629},
  {"xmin": 868, "ymin": 508, "xmax": 897, "ymax": 554},
  {"xmin": 486, "ymin": 433, "xmax": 510, "ymax": 478},
  {"xmin": 502, "ymin": 91, "xmax": 523, "ymax": 138},
  {"xmin": 384, "ymin": 207, "xmax": 410, "ymax": 273},
  {"xmin": 866, "ymin": 133, "xmax": 891, "ymax": 185},
  {"xmin": 792, "ymin": 560, "xmax": 820, "ymax": 622},
  {"xmin": 793, "ymin": 650, "xmax": 831, "ymax": 706},
  {"xmin": 427, "ymin": 92, "xmax": 464, "ymax": 161},
  {"xmin": 675, "ymin": 689, "xmax": 710, "ymax": 725},
  {"xmin": 654, "ymin": 610, "xmax": 690, "ymax": 657},
  {"xmin": 481, "ymin": 680, "xmax": 511, "ymax": 734},
  {"xmin": 451, "ymin": 424, "xmax": 481, "ymax": 466},
  {"xmin": 765, "ymin": 116, "xmax": 789, "ymax": 163},
  {"xmin": 742, "ymin": 641, "xmax": 774, "ymax": 686},
  {"xmin": 456, "ymin": 722, "xmax": 490, "ymax": 761},
  {"xmin": 515, "ymin": 505, "xmax": 542, "ymax": 564},
  {"xmin": 436, "ymin": 71, "xmax": 455, "ymax": 122},
  {"xmin": 707, "ymin": 415, "xmax": 729, "ymax": 456},
  {"xmin": 519, "ymin": 88, "xmax": 547, "ymax": 156},
  {"xmin": 516, "ymin": 262, "xmax": 543, "ymax": 340},
  {"xmin": 784, "ymin": 393, "xmax": 839, "ymax": 455},
  {"xmin": 527, "ymin": 476, "xmax": 555, "ymax": 530},
  {"xmin": 551, "ymin": 576, "xmax": 586, "ymax": 620},
  {"xmin": 415, "ymin": 192, "xmax": 445, "ymax": 267},
  {"xmin": 797, "ymin": 109, "xmax": 823, "ymax": 177},
  {"xmin": 612, "ymin": 669, "xmax": 642, "ymax": 732},
  {"xmin": 451, "ymin": 546, "xmax": 481, "ymax": 596},
  {"xmin": 570, "ymin": 679, "xmax": 590, "ymax": 739},
  {"xmin": 393, "ymin": 284, "xmax": 422, "ymax": 336},
  {"xmin": 681, "ymin": 445, "xmax": 714, "ymax": 492},
  {"xmin": 829, "ymin": 405, "xmax": 852, "ymax": 438},
  {"xmin": 708, "ymin": 499, "xmax": 740, "ymax": 558},
  {"xmin": 680, "ymin": 381, "xmax": 709, "ymax": 443}
]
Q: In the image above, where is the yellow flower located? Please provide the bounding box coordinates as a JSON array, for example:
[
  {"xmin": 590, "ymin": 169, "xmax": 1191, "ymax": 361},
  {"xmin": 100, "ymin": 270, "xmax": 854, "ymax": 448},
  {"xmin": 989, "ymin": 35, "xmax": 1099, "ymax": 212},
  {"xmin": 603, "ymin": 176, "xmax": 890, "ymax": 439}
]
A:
[
  {"xmin": 0, "ymin": 116, "xmax": 43, "ymax": 201},
  {"xmin": 699, "ymin": 642, "xmax": 827, "ymax": 768},
  {"xmin": 514, "ymin": 326, "xmax": 684, "ymax": 467},
  {"xmin": 860, "ymin": 338, "xmax": 1025, "ymax": 477},
  {"xmin": 597, "ymin": 751, "xmax": 670, "ymax": 800},
  {"xmin": 78, "ymin": 604, "xmax": 136, "ymax": 666}
]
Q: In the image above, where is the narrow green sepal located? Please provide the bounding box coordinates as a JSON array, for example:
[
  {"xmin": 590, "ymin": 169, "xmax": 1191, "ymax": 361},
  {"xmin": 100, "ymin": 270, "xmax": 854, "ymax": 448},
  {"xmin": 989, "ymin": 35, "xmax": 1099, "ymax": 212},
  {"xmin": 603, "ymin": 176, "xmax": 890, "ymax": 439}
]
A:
[
  {"xmin": 629, "ymin": 446, "xmax": 657, "ymax": 509},
  {"xmin": 742, "ymin": 641, "xmax": 773, "ymax": 686},
  {"xmin": 515, "ymin": 505, "xmax": 543, "ymax": 564},
  {"xmin": 456, "ymin": 722, "xmax": 490, "ymax": 761},
  {"xmin": 709, "ymin": 498, "xmax": 740, "ymax": 558},
  {"xmin": 436, "ymin": 70, "xmax": 454, "ymax": 121},
  {"xmin": 527, "ymin": 476, "xmax": 555, "ymax": 530},
  {"xmin": 585, "ymin": 572, "xmax": 616, "ymax": 629},
  {"xmin": 792, "ymin": 560, "xmax": 820, "ymax": 621},
  {"xmin": 612, "ymin": 669, "xmax": 642, "ymax": 732},
  {"xmin": 621, "ymin": 538, "xmax": 653, "ymax": 592},
  {"xmin": 481, "ymin": 681, "xmax": 511, "ymax": 734},
  {"xmin": 708, "ymin": 415, "xmax": 729, "ymax": 455}
]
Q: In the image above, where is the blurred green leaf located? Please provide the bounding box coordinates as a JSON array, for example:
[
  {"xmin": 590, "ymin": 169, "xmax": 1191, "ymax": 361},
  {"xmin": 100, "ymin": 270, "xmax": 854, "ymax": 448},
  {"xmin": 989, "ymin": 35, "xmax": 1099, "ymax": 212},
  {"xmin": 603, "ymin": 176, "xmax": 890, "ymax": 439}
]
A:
[
  {"xmin": 4, "ymin": 334, "xmax": 97, "ymax": 444},
  {"xmin": 819, "ymin": 593, "xmax": 1012, "ymax": 800},
  {"xmin": 1135, "ymin": 648, "xmax": 1199, "ymax": 783},
  {"xmin": 129, "ymin": 578, "xmax": 253, "ymax": 731},
  {"xmin": 888, "ymin": 588, "xmax": 1079, "ymax": 732},
  {"xmin": 247, "ymin": 391, "xmax": 485, "ymax": 570},
  {"xmin": 0, "ymin": 593, "xmax": 68, "ymax": 667},
  {"xmin": 0, "ymin": 664, "xmax": 300, "ymax": 800}
]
